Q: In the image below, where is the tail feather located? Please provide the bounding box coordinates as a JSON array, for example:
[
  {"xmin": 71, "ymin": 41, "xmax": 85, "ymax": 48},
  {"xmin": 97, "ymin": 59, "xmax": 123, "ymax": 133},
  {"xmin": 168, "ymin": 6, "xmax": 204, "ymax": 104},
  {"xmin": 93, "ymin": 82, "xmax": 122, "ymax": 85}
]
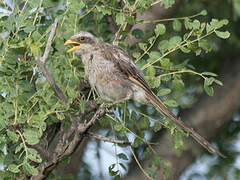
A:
[{"xmin": 147, "ymin": 92, "xmax": 225, "ymax": 158}]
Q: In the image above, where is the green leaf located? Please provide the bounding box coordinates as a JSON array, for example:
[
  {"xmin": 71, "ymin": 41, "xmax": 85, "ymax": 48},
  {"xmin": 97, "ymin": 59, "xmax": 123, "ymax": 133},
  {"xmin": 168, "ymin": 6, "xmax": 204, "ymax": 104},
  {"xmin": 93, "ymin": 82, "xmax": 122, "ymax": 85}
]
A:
[
  {"xmin": 96, "ymin": 5, "xmax": 111, "ymax": 15},
  {"xmin": 23, "ymin": 163, "xmax": 38, "ymax": 176},
  {"xmin": 114, "ymin": 124, "xmax": 123, "ymax": 132},
  {"xmin": 153, "ymin": 121, "xmax": 162, "ymax": 132},
  {"xmin": 133, "ymin": 137, "xmax": 143, "ymax": 148},
  {"xmin": 164, "ymin": 99, "xmax": 178, "ymax": 107},
  {"xmin": 162, "ymin": 0, "xmax": 175, "ymax": 8},
  {"xmin": 23, "ymin": 129, "xmax": 39, "ymax": 145},
  {"xmin": 215, "ymin": 30, "xmax": 230, "ymax": 39},
  {"xmin": 199, "ymin": 40, "xmax": 212, "ymax": 51},
  {"xmin": 204, "ymin": 85, "xmax": 214, "ymax": 96},
  {"xmin": 180, "ymin": 46, "xmax": 191, "ymax": 53},
  {"xmin": 133, "ymin": 52, "xmax": 141, "ymax": 59},
  {"xmin": 23, "ymin": 24, "xmax": 35, "ymax": 33},
  {"xmin": 154, "ymin": 24, "xmax": 166, "ymax": 36},
  {"xmin": 117, "ymin": 153, "xmax": 128, "ymax": 160},
  {"xmin": 126, "ymin": 16, "xmax": 135, "ymax": 25},
  {"xmin": 139, "ymin": 43, "xmax": 147, "ymax": 51},
  {"xmin": 214, "ymin": 79, "xmax": 223, "ymax": 86},
  {"xmin": 7, "ymin": 130, "xmax": 19, "ymax": 142},
  {"xmin": 200, "ymin": 10, "xmax": 207, "ymax": 16},
  {"xmin": 8, "ymin": 164, "xmax": 20, "ymax": 173},
  {"xmin": 28, "ymin": 148, "xmax": 42, "ymax": 163},
  {"xmin": 132, "ymin": 29, "xmax": 144, "ymax": 39},
  {"xmin": 15, "ymin": 143, "xmax": 24, "ymax": 154},
  {"xmin": 79, "ymin": 1, "xmax": 86, "ymax": 9},
  {"xmin": 204, "ymin": 77, "xmax": 215, "ymax": 86},
  {"xmin": 157, "ymin": 88, "xmax": 172, "ymax": 96},
  {"xmin": 184, "ymin": 18, "xmax": 192, "ymax": 30},
  {"xmin": 206, "ymin": 23, "xmax": 214, "ymax": 33},
  {"xmin": 160, "ymin": 58, "xmax": 170, "ymax": 68},
  {"xmin": 158, "ymin": 40, "xmax": 169, "ymax": 53},
  {"xmin": 172, "ymin": 79, "xmax": 185, "ymax": 91},
  {"xmin": 149, "ymin": 51, "xmax": 161, "ymax": 60},
  {"xmin": 192, "ymin": 20, "xmax": 200, "ymax": 30},
  {"xmin": 168, "ymin": 36, "xmax": 182, "ymax": 49},
  {"xmin": 139, "ymin": 117, "xmax": 150, "ymax": 129},
  {"xmin": 172, "ymin": 19, "xmax": 182, "ymax": 31},
  {"xmin": 116, "ymin": 12, "xmax": 125, "ymax": 25},
  {"xmin": 204, "ymin": 78, "xmax": 214, "ymax": 96},
  {"xmin": 30, "ymin": 43, "xmax": 41, "ymax": 57},
  {"xmin": 153, "ymin": 77, "xmax": 161, "ymax": 88},
  {"xmin": 119, "ymin": 163, "xmax": 127, "ymax": 171},
  {"xmin": 202, "ymin": 72, "xmax": 218, "ymax": 77}
]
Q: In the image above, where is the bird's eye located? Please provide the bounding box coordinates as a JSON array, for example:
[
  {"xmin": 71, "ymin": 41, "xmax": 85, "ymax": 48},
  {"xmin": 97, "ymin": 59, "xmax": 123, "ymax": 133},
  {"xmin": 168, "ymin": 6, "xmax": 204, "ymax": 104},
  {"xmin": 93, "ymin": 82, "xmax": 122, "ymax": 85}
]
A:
[{"xmin": 79, "ymin": 37, "xmax": 85, "ymax": 42}]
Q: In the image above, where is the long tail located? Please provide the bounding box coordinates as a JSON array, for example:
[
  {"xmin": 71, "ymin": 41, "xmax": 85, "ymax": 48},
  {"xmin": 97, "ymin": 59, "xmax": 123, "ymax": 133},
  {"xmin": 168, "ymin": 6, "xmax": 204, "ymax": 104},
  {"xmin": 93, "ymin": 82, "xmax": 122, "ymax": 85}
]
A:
[{"xmin": 146, "ymin": 92, "xmax": 225, "ymax": 158}]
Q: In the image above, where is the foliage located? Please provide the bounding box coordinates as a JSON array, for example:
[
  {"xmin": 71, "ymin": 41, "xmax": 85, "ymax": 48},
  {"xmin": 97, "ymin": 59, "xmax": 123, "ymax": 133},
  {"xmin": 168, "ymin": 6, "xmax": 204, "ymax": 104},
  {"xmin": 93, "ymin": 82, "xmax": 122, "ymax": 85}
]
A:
[{"xmin": 0, "ymin": 0, "xmax": 230, "ymax": 179}]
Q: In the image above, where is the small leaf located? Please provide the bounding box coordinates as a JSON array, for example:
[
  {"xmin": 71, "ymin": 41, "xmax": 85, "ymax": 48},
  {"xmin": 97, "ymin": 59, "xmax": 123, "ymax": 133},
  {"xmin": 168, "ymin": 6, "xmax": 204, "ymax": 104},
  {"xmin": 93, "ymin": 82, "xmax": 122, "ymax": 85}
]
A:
[
  {"xmin": 157, "ymin": 88, "xmax": 171, "ymax": 96},
  {"xmin": 154, "ymin": 24, "xmax": 166, "ymax": 36},
  {"xmin": 192, "ymin": 20, "xmax": 200, "ymax": 30},
  {"xmin": 23, "ymin": 163, "xmax": 38, "ymax": 176},
  {"xmin": 133, "ymin": 137, "xmax": 143, "ymax": 148},
  {"xmin": 202, "ymin": 72, "xmax": 218, "ymax": 77},
  {"xmin": 199, "ymin": 40, "xmax": 212, "ymax": 51},
  {"xmin": 149, "ymin": 51, "xmax": 161, "ymax": 60},
  {"xmin": 214, "ymin": 79, "xmax": 223, "ymax": 86},
  {"xmin": 7, "ymin": 130, "xmax": 19, "ymax": 142},
  {"xmin": 153, "ymin": 121, "xmax": 162, "ymax": 132},
  {"xmin": 133, "ymin": 52, "xmax": 141, "ymax": 59},
  {"xmin": 204, "ymin": 78, "xmax": 214, "ymax": 96},
  {"xmin": 116, "ymin": 12, "xmax": 125, "ymax": 25},
  {"xmin": 139, "ymin": 117, "xmax": 150, "ymax": 129},
  {"xmin": 162, "ymin": 0, "xmax": 175, "ymax": 8},
  {"xmin": 8, "ymin": 164, "xmax": 20, "ymax": 173},
  {"xmin": 158, "ymin": 40, "xmax": 169, "ymax": 53},
  {"xmin": 200, "ymin": 10, "xmax": 207, "ymax": 16},
  {"xmin": 180, "ymin": 46, "xmax": 191, "ymax": 53},
  {"xmin": 117, "ymin": 153, "xmax": 128, "ymax": 160},
  {"xmin": 23, "ymin": 129, "xmax": 39, "ymax": 145},
  {"xmin": 172, "ymin": 79, "xmax": 185, "ymax": 91},
  {"xmin": 204, "ymin": 85, "xmax": 214, "ymax": 96},
  {"xmin": 164, "ymin": 99, "xmax": 178, "ymax": 107},
  {"xmin": 114, "ymin": 124, "xmax": 123, "ymax": 132},
  {"xmin": 139, "ymin": 43, "xmax": 147, "ymax": 51},
  {"xmin": 160, "ymin": 58, "xmax": 170, "ymax": 68},
  {"xmin": 28, "ymin": 148, "xmax": 42, "ymax": 163},
  {"xmin": 132, "ymin": 29, "xmax": 144, "ymax": 39},
  {"xmin": 215, "ymin": 30, "xmax": 230, "ymax": 39},
  {"xmin": 172, "ymin": 19, "xmax": 182, "ymax": 31}
]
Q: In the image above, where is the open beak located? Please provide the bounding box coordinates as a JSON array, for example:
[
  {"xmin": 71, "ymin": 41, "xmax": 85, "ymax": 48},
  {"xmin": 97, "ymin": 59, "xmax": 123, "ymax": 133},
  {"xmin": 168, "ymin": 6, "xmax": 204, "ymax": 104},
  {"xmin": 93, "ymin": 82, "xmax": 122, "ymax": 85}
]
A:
[{"xmin": 64, "ymin": 40, "xmax": 81, "ymax": 53}]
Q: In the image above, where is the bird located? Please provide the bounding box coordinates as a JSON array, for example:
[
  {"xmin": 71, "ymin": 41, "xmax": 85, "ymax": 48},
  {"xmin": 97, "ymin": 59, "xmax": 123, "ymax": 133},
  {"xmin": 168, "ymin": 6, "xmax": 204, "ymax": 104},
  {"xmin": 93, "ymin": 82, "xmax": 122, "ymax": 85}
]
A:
[{"xmin": 64, "ymin": 31, "xmax": 225, "ymax": 158}]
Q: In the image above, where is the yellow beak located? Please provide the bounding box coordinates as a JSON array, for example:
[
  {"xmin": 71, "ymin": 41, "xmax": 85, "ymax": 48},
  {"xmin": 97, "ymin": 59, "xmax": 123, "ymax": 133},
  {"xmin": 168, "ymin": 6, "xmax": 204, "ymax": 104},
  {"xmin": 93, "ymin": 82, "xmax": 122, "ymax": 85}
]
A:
[{"xmin": 64, "ymin": 40, "xmax": 81, "ymax": 53}]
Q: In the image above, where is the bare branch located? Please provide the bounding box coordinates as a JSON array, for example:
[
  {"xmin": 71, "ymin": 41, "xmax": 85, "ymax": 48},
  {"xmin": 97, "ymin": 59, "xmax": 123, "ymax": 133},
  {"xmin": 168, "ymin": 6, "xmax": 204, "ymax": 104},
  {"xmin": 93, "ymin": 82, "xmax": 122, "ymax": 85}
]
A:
[
  {"xmin": 35, "ymin": 19, "xmax": 67, "ymax": 108},
  {"xmin": 87, "ymin": 132, "xmax": 131, "ymax": 145},
  {"xmin": 41, "ymin": 18, "xmax": 58, "ymax": 64}
]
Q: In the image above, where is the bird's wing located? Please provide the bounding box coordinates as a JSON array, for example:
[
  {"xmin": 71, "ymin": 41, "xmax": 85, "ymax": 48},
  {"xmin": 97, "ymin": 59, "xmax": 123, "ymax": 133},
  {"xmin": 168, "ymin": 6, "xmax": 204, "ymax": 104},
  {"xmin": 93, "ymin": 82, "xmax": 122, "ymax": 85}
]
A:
[{"xmin": 101, "ymin": 44, "xmax": 154, "ymax": 96}]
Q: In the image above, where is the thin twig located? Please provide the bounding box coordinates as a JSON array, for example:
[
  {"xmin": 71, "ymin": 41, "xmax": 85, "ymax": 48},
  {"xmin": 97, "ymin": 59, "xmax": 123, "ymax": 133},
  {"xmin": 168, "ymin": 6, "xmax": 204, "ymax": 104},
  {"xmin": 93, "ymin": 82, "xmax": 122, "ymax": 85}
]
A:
[
  {"xmin": 41, "ymin": 18, "xmax": 58, "ymax": 64},
  {"xmin": 87, "ymin": 132, "xmax": 131, "ymax": 145}
]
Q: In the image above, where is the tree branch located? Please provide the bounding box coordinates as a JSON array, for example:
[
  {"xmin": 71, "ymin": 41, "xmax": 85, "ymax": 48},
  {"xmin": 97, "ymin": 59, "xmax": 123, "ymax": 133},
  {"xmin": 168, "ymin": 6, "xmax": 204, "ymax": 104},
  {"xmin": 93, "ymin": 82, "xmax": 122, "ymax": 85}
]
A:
[{"xmin": 87, "ymin": 132, "xmax": 131, "ymax": 145}]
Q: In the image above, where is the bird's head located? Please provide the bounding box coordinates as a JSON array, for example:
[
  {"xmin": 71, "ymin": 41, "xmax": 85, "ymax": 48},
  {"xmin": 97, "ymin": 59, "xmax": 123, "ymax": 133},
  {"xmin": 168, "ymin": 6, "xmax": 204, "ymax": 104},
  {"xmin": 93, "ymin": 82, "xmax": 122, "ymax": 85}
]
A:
[{"xmin": 65, "ymin": 31, "xmax": 100, "ymax": 55}]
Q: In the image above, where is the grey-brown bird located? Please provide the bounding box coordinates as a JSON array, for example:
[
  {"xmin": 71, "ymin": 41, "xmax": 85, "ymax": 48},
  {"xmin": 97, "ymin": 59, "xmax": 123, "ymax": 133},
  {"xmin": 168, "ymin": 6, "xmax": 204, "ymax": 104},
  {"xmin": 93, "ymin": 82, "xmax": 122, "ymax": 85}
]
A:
[{"xmin": 65, "ymin": 31, "xmax": 225, "ymax": 157}]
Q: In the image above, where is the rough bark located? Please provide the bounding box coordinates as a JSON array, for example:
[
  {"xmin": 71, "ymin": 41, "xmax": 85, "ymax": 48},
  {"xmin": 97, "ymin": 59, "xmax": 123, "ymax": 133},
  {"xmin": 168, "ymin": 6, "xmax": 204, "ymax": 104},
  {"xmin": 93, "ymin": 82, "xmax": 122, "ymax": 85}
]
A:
[{"xmin": 124, "ymin": 57, "xmax": 240, "ymax": 180}]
